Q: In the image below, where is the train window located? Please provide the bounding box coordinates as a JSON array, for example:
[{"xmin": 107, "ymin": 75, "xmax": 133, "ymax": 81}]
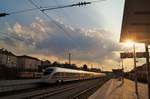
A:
[
  {"xmin": 69, "ymin": 73, "xmax": 76, "ymax": 77},
  {"xmin": 43, "ymin": 69, "xmax": 53, "ymax": 75}
]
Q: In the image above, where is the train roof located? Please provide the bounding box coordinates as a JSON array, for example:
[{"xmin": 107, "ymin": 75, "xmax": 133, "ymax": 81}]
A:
[{"xmin": 45, "ymin": 67, "xmax": 105, "ymax": 75}]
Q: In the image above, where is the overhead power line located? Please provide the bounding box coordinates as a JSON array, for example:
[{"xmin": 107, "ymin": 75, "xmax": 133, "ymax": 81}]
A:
[
  {"xmin": 92, "ymin": 0, "xmax": 106, "ymax": 3},
  {"xmin": 10, "ymin": 8, "xmax": 38, "ymax": 15},
  {"xmin": 0, "ymin": 13, "xmax": 9, "ymax": 17},
  {"xmin": 27, "ymin": 0, "xmax": 80, "ymax": 47},
  {"xmin": 41, "ymin": 1, "xmax": 91, "ymax": 12},
  {"xmin": 0, "ymin": 31, "xmax": 24, "ymax": 41},
  {"xmin": 0, "ymin": 0, "xmax": 106, "ymax": 17},
  {"xmin": 0, "ymin": 1, "xmax": 91, "ymax": 17}
]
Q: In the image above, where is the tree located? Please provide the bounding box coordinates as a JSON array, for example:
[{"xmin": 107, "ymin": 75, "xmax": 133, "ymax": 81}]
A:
[
  {"xmin": 52, "ymin": 61, "xmax": 60, "ymax": 67},
  {"xmin": 82, "ymin": 64, "xmax": 88, "ymax": 71}
]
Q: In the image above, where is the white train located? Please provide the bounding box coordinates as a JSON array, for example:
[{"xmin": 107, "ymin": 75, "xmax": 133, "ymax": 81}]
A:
[{"xmin": 41, "ymin": 67, "xmax": 106, "ymax": 83}]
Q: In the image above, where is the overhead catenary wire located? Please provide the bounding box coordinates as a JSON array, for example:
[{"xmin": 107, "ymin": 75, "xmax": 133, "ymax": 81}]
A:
[
  {"xmin": 0, "ymin": 31, "xmax": 24, "ymax": 41},
  {"xmin": 9, "ymin": 8, "xmax": 39, "ymax": 15},
  {"xmin": 0, "ymin": 0, "xmax": 106, "ymax": 47},
  {"xmin": 28, "ymin": 0, "xmax": 82, "ymax": 62},
  {"xmin": 0, "ymin": 0, "xmax": 107, "ymax": 65},
  {"xmin": 0, "ymin": 0, "xmax": 105, "ymax": 17},
  {"xmin": 28, "ymin": 0, "xmax": 81, "ymax": 48},
  {"xmin": 91, "ymin": 0, "xmax": 106, "ymax": 3},
  {"xmin": 41, "ymin": 1, "xmax": 91, "ymax": 12},
  {"xmin": 28, "ymin": 0, "xmax": 72, "ymax": 39},
  {"xmin": 2, "ymin": 1, "xmax": 91, "ymax": 15},
  {"xmin": 26, "ymin": 0, "xmax": 106, "ymax": 53},
  {"xmin": 52, "ymin": 0, "xmax": 78, "ymax": 53},
  {"xmin": 53, "ymin": 0, "xmax": 71, "ymax": 21},
  {"xmin": 0, "ymin": 31, "xmax": 25, "ymax": 51}
]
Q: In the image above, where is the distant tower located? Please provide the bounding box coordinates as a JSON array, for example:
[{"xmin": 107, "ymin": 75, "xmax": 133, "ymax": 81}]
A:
[{"xmin": 69, "ymin": 52, "xmax": 71, "ymax": 65}]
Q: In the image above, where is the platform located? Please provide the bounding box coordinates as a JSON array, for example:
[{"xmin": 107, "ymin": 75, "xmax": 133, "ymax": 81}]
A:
[{"xmin": 88, "ymin": 78, "xmax": 148, "ymax": 99}]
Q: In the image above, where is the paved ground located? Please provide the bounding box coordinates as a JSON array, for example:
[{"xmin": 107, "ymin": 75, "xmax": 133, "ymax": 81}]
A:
[{"xmin": 89, "ymin": 78, "xmax": 148, "ymax": 99}]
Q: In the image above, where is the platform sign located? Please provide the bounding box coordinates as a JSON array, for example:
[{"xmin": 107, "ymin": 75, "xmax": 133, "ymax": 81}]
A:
[
  {"xmin": 120, "ymin": 52, "xmax": 146, "ymax": 59},
  {"xmin": 120, "ymin": 0, "xmax": 150, "ymax": 43}
]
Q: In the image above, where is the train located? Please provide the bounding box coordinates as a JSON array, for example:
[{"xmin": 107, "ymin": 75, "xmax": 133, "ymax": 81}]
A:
[{"xmin": 41, "ymin": 67, "xmax": 106, "ymax": 83}]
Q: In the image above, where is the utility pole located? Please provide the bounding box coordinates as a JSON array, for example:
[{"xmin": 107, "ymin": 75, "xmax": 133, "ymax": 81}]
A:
[
  {"xmin": 122, "ymin": 59, "xmax": 124, "ymax": 71},
  {"xmin": 121, "ymin": 59, "xmax": 124, "ymax": 83},
  {"xmin": 0, "ymin": 48, "xmax": 4, "ymax": 64},
  {"xmin": 145, "ymin": 43, "xmax": 150, "ymax": 99},
  {"xmin": 69, "ymin": 52, "xmax": 71, "ymax": 65},
  {"xmin": 133, "ymin": 44, "xmax": 138, "ymax": 96},
  {"xmin": 91, "ymin": 64, "xmax": 93, "ymax": 69}
]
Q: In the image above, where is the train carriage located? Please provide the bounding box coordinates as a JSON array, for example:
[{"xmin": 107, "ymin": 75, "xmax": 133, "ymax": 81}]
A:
[{"xmin": 41, "ymin": 67, "xmax": 106, "ymax": 83}]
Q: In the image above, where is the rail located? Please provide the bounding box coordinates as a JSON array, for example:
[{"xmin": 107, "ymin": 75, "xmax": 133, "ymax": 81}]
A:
[
  {"xmin": 23, "ymin": 82, "xmax": 81, "ymax": 99},
  {"xmin": 0, "ymin": 79, "xmax": 41, "ymax": 93},
  {"xmin": 1, "ymin": 78, "xmax": 109, "ymax": 99},
  {"xmin": 70, "ymin": 77, "xmax": 109, "ymax": 99}
]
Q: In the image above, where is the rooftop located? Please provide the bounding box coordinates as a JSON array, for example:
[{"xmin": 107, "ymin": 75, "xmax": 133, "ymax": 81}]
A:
[{"xmin": 17, "ymin": 55, "xmax": 40, "ymax": 61}]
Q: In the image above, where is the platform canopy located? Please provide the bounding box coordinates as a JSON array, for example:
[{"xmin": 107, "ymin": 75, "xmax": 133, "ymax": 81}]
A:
[{"xmin": 120, "ymin": 0, "xmax": 150, "ymax": 43}]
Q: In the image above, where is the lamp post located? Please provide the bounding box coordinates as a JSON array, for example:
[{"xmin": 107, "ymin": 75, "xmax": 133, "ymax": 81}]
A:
[
  {"xmin": 121, "ymin": 59, "xmax": 124, "ymax": 83},
  {"xmin": 133, "ymin": 43, "xmax": 138, "ymax": 96},
  {"xmin": 69, "ymin": 52, "xmax": 71, "ymax": 65},
  {"xmin": 145, "ymin": 43, "xmax": 150, "ymax": 99},
  {"xmin": 0, "ymin": 48, "xmax": 4, "ymax": 64}
]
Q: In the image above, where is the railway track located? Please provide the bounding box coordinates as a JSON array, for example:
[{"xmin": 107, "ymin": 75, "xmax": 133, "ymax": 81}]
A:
[
  {"xmin": 0, "ymin": 79, "xmax": 43, "ymax": 96},
  {"xmin": 23, "ymin": 78, "xmax": 108, "ymax": 99},
  {"xmin": 70, "ymin": 77, "xmax": 108, "ymax": 99},
  {"xmin": 1, "ymin": 77, "xmax": 109, "ymax": 99},
  {"xmin": 0, "ymin": 79, "xmax": 89, "ymax": 98},
  {"xmin": 24, "ymin": 83, "xmax": 81, "ymax": 99}
]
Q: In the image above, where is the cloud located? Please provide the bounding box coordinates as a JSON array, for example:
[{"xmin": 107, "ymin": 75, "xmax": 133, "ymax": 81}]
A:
[{"xmin": 0, "ymin": 17, "xmax": 122, "ymax": 68}]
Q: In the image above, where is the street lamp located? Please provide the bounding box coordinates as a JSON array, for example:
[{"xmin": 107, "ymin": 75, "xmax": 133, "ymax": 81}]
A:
[
  {"xmin": 145, "ymin": 43, "xmax": 150, "ymax": 99},
  {"xmin": 125, "ymin": 40, "xmax": 139, "ymax": 96}
]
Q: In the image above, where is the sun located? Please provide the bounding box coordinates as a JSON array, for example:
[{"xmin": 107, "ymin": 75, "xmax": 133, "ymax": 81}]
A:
[
  {"xmin": 126, "ymin": 40, "xmax": 134, "ymax": 45},
  {"xmin": 122, "ymin": 40, "xmax": 135, "ymax": 47}
]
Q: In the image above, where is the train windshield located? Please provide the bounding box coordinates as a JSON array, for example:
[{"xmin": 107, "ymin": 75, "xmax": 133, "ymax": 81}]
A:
[{"xmin": 43, "ymin": 69, "xmax": 53, "ymax": 75}]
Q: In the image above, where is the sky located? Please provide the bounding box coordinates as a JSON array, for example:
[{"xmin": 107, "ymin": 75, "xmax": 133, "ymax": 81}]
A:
[{"xmin": 0, "ymin": 0, "xmax": 146, "ymax": 71}]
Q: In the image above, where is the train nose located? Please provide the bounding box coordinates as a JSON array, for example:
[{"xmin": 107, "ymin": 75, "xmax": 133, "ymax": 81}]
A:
[{"xmin": 41, "ymin": 75, "xmax": 51, "ymax": 83}]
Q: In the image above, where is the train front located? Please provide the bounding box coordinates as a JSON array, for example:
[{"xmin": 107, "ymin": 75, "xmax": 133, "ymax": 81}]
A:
[{"xmin": 41, "ymin": 68, "xmax": 55, "ymax": 83}]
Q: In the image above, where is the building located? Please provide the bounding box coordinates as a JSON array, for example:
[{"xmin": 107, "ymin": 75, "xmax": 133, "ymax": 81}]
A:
[
  {"xmin": 17, "ymin": 55, "xmax": 41, "ymax": 70},
  {"xmin": 0, "ymin": 48, "xmax": 17, "ymax": 67}
]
